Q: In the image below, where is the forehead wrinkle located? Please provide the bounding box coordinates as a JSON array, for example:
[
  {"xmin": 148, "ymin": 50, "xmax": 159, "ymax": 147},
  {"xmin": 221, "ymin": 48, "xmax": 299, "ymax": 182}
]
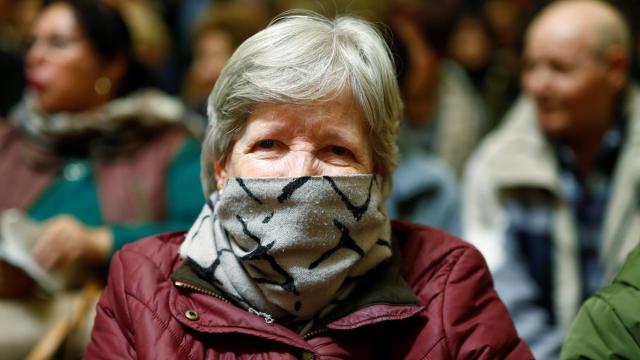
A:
[{"xmin": 255, "ymin": 96, "xmax": 365, "ymax": 133}]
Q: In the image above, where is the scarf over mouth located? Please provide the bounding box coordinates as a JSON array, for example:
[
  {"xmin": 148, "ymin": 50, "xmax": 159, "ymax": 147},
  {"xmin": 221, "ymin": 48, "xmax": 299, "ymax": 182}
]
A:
[{"xmin": 179, "ymin": 174, "xmax": 392, "ymax": 321}]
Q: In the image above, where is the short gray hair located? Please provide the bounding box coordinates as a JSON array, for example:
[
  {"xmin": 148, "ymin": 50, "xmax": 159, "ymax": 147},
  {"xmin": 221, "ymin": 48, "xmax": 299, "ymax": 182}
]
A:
[{"xmin": 201, "ymin": 11, "xmax": 402, "ymax": 195}]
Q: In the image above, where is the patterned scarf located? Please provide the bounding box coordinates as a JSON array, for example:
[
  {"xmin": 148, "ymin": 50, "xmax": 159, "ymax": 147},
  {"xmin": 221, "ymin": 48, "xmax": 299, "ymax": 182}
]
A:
[
  {"xmin": 179, "ymin": 175, "xmax": 392, "ymax": 321},
  {"xmin": 9, "ymin": 89, "xmax": 203, "ymax": 157}
]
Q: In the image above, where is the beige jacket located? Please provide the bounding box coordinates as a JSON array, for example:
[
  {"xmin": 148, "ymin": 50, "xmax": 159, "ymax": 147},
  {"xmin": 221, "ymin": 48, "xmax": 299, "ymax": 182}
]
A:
[{"xmin": 463, "ymin": 87, "xmax": 640, "ymax": 352}]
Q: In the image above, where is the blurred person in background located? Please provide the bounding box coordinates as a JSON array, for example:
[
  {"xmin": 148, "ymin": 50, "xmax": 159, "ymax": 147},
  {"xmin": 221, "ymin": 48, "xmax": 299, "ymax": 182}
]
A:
[
  {"xmin": 385, "ymin": 149, "xmax": 462, "ymax": 236},
  {"xmin": 165, "ymin": 0, "xmax": 267, "ymax": 96},
  {"xmin": 463, "ymin": 0, "xmax": 637, "ymax": 358},
  {"xmin": 115, "ymin": 0, "xmax": 172, "ymax": 75},
  {"xmin": 0, "ymin": 0, "xmax": 40, "ymax": 49},
  {"xmin": 560, "ymin": 240, "xmax": 640, "ymax": 359},
  {"xmin": 101, "ymin": 0, "xmax": 174, "ymax": 93},
  {"xmin": 182, "ymin": 0, "xmax": 269, "ymax": 118},
  {"xmin": 0, "ymin": 0, "xmax": 203, "ymax": 358},
  {"xmin": 381, "ymin": 0, "xmax": 481, "ymax": 236},
  {"xmin": 447, "ymin": 6, "xmax": 521, "ymax": 132},
  {"xmin": 387, "ymin": 0, "xmax": 486, "ymax": 177},
  {"xmin": 273, "ymin": 0, "xmax": 390, "ymax": 21},
  {"xmin": 87, "ymin": 11, "xmax": 532, "ymax": 359},
  {"xmin": 0, "ymin": 0, "xmax": 40, "ymax": 116}
]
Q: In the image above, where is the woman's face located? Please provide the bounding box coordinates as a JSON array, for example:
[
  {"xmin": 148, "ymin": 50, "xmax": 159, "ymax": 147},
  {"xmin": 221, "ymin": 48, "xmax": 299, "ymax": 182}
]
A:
[
  {"xmin": 188, "ymin": 30, "xmax": 234, "ymax": 102},
  {"xmin": 26, "ymin": 3, "xmax": 109, "ymax": 113},
  {"xmin": 215, "ymin": 94, "xmax": 374, "ymax": 189}
]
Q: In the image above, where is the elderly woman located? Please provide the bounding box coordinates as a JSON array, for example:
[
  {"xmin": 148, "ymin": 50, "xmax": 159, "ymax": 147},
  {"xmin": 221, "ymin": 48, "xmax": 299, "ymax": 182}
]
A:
[
  {"xmin": 0, "ymin": 0, "xmax": 202, "ymax": 358},
  {"xmin": 87, "ymin": 12, "xmax": 532, "ymax": 359}
]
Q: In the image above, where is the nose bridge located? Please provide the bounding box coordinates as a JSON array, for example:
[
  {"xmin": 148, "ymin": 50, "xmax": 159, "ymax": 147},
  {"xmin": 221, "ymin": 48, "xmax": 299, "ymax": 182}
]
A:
[{"xmin": 289, "ymin": 150, "xmax": 320, "ymax": 177}]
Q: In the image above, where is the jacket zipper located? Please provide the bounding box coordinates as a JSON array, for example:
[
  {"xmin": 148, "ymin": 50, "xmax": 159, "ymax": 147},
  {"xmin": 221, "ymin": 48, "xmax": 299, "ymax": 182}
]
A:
[
  {"xmin": 173, "ymin": 280, "xmax": 231, "ymax": 304},
  {"xmin": 173, "ymin": 281, "xmax": 275, "ymax": 325},
  {"xmin": 302, "ymin": 327, "xmax": 329, "ymax": 340}
]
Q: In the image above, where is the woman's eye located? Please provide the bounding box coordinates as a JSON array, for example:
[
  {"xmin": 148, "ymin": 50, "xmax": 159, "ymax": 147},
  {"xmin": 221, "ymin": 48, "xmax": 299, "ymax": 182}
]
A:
[
  {"xmin": 257, "ymin": 139, "xmax": 275, "ymax": 149},
  {"xmin": 330, "ymin": 146, "xmax": 348, "ymax": 156},
  {"xmin": 48, "ymin": 35, "xmax": 76, "ymax": 49}
]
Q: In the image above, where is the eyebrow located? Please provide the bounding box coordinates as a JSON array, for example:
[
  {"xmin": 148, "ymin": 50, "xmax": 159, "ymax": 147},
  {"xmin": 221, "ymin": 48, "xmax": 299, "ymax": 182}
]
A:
[
  {"xmin": 315, "ymin": 121, "xmax": 371, "ymax": 157},
  {"xmin": 246, "ymin": 105, "xmax": 368, "ymax": 141}
]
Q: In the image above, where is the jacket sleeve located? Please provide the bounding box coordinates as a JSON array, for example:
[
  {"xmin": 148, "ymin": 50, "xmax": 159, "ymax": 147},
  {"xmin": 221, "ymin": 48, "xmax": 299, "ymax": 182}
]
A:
[
  {"xmin": 560, "ymin": 285, "xmax": 640, "ymax": 359},
  {"xmin": 85, "ymin": 251, "xmax": 136, "ymax": 359},
  {"xmin": 443, "ymin": 246, "xmax": 533, "ymax": 359},
  {"xmin": 462, "ymin": 150, "xmax": 562, "ymax": 359}
]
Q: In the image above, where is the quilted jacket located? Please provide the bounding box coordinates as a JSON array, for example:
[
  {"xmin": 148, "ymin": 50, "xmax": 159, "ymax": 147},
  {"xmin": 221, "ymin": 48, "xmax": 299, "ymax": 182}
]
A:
[
  {"xmin": 560, "ymin": 243, "xmax": 640, "ymax": 359},
  {"xmin": 86, "ymin": 221, "xmax": 532, "ymax": 359}
]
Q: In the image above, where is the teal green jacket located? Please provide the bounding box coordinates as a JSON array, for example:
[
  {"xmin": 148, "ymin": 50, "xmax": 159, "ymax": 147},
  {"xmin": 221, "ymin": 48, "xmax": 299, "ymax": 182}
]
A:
[
  {"xmin": 0, "ymin": 121, "xmax": 203, "ymax": 254},
  {"xmin": 1, "ymin": 90, "xmax": 205, "ymax": 255},
  {"xmin": 28, "ymin": 139, "xmax": 203, "ymax": 253},
  {"xmin": 560, "ymin": 245, "xmax": 640, "ymax": 359}
]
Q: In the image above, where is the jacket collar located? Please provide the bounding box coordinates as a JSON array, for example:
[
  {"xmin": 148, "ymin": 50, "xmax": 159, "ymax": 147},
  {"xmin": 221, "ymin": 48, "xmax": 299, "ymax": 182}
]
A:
[
  {"xmin": 485, "ymin": 86, "xmax": 640, "ymax": 194},
  {"xmin": 482, "ymin": 96, "xmax": 560, "ymax": 193}
]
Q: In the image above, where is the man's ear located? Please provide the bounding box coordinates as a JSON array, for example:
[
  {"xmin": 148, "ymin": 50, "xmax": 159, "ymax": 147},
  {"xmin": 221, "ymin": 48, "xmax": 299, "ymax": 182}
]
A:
[
  {"xmin": 214, "ymin": 159, "xmax": 228, "ymax": 190},
  {"xmin": 605, "ymin": 45, "xmax": 630, "ymax": 92}
]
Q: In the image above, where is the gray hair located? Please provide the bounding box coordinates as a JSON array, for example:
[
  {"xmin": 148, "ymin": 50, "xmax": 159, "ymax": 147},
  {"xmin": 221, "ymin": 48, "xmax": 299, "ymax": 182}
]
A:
[{"xmin": 201, "ymin": 11, "xmax": 402, "ymax": 195}]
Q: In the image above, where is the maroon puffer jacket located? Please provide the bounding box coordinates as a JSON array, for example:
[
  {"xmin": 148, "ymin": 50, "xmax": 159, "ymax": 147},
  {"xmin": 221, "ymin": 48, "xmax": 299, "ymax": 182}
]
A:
[{"xmin": 86, "ymin": 221, "xmax": 532, "ymax": 359}]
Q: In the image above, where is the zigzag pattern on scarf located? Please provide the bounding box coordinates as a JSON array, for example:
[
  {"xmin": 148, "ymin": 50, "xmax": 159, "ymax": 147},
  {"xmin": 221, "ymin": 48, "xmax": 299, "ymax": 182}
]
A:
[{"xmin": 181, "ymin": 175, "xmax": 392, "ymax": 320}]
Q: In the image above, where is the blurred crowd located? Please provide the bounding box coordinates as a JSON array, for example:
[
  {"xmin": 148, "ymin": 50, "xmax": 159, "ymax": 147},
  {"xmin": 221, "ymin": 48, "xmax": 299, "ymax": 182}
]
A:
[
  {"xmin": 1, "ymin": 0, "xmax": 637, "ymax": 128},
  {"xmin": 2, "ymin": 0, "xmax": 640, "ymax": 359},
  {"xmin": 2, "ymin": 0, "xmax": 640, "ymax": 120},
  {"xmin": 0, "ymin": 0, "xmax": 540, "ymax": 125}
]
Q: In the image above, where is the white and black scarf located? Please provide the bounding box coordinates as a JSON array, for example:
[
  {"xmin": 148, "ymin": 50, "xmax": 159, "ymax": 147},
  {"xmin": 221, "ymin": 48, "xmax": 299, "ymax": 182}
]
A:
[
  {"xmin": 9, "ymin": 89, "xmax": 203, "ymax": 157},
  {"xmin": 179, "ymin": 175, "xmax": 392, "ymax": 321}
]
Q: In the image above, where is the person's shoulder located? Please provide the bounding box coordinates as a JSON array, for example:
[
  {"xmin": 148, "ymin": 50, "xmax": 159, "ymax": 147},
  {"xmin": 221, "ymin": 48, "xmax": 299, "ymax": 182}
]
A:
[
  {"xmin": 390, "ymin": 153, "xmax": 459, "ymax": 205},
  {"xmin": 393, "ymin": 220, "xmax": 486, "ymax": 281},
  {"xmin": 113, "ymin": 231, "xmax": 186, "ymax": 277},
  {"xmin": 393, "ymin": 221, "xmax": 534, "ymax": 359},
  {"xmin": 393, "ymin": 220, "xmax": 474, "ymax": 253},
  {"xmin": 561, "ymin": 276, "xmax": 640, "ymax": 359},
  {"xmin": 0, "ymin": 120, "xmax": 17, "ymax": 142},
  {"xmin": 592, "ymin": 245, "xmax": 640, "ymax": 314},
  {"xmin": 394, "ymin": 153, "xmax": 457, "ymax": 190}
]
